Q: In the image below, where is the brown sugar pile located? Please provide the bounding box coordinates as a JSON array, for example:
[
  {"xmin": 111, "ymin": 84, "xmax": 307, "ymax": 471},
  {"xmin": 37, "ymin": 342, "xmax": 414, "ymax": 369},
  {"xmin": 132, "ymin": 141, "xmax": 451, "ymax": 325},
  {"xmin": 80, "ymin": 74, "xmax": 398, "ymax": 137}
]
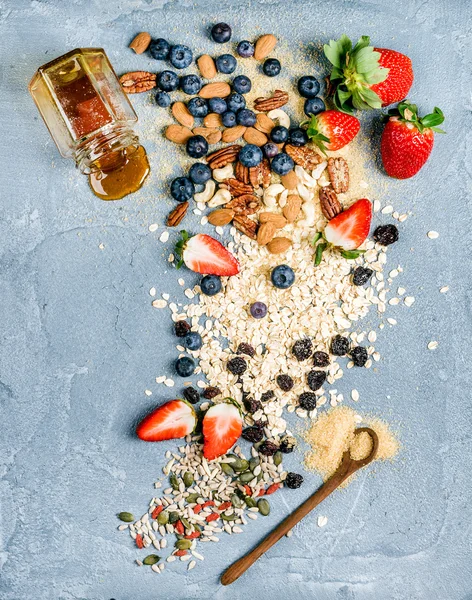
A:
[{"xmin": 304, "ymin": 406, "xmax": 399, "ymax": 481}]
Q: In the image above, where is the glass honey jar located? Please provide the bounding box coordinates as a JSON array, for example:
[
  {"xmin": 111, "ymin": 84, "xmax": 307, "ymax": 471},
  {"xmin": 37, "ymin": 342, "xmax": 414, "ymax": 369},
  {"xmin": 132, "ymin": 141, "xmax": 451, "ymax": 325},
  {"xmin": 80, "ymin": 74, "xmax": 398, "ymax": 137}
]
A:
[{"xmin": 29, "ymin": 48, "xmax": 150, "ymax": 200}]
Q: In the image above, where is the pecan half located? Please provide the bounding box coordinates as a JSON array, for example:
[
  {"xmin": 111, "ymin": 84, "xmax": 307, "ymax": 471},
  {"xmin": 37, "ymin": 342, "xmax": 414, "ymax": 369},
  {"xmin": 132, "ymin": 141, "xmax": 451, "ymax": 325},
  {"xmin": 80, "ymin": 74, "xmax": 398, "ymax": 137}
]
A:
[
  {"xmin": 327, "ymin": 157, "xmax": 349, "ymax": 193},
  {"xmin": 233, "ymin": 215, "xmax": 258, "ymax": 239},
  {"xmin": 319, "ymin": 187, "xmax": 342, "ymax": 220},
  {"xmin": 167, "ymin": 201, "xmax": 189, "ymax": 226},
  {"xmin": 119, "ymin": 71, "xmax": 156, "ymax": 93},
  {"xmin": 221, "ymin": 178, "xmax": 254, "ymax": 197},
  {"xmin": 285, "ymin": 144, "xmax": 323, "ymax": 170},
  {"xmin": 234, "ymin": 162, "xmax": 250, "ymax": 184},
  {"xmin": 249, "ymin": 159, "xmax": 271, "ymax": 188},
  {"xmin": 206, "ymin": 145, "xmax": 241, "ymax": 169},
  {"xmin": 254, "ymin": 90, "xmax": 289, "ymax": 112},
  {"xmin": 225, "ymin": 194, "xmax": 261, "ymax": 216}
]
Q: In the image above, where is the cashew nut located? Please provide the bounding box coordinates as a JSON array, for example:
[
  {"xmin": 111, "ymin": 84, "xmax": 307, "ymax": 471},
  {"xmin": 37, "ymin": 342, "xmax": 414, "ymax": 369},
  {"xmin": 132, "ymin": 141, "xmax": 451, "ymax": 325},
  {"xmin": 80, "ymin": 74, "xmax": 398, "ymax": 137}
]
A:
[
  {"xmin": 212, "ymin": 164, "xmax": 234, "ymax": 182},
  {"xmin": 207, "ymin": 188, "xmax": 231, "ymax": 208},
  {"xmin": 267, "ymin": 109, "xmax": 290, "ymax": 129},
  {"xmin": 194, "ymin": 179, "xmax": 216, "ymax": 203},
  {"xmin": 312, "ymin": 161, "xmax": 327, "ymax": 181}
]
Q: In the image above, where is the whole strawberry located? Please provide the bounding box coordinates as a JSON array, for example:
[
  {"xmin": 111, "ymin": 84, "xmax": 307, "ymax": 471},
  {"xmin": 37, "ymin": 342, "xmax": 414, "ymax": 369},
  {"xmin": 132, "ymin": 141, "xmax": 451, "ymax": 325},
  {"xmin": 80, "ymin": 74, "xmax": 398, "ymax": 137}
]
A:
[
  {"xmin": 324, "ymin": 35, "xmax": 413, "ymax": 113},
  {"xmin": 381, "ymin": 101, "xmax": 445, "ymax": 179},
  {"xmin": 306, "ymin": 110, "xmax": 360, "ymax": 152}
]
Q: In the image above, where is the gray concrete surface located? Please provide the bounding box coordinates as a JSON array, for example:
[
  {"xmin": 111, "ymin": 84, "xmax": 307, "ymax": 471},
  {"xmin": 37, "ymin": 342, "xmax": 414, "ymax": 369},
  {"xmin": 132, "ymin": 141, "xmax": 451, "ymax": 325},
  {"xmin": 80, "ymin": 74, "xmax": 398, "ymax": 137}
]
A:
[{"xmin": 1, "ymin": 0, "xmax": 471, "ymax": 598}]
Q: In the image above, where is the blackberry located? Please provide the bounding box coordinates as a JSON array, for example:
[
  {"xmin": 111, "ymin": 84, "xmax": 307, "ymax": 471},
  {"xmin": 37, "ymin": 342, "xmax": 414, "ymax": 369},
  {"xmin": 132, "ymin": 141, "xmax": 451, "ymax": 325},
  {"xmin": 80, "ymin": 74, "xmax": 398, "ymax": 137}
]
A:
[
  {"xmin": 258, "ymin": 441, "xmax": 279, "ymax": 456},
  {"xmin": 183, "ymin": 386, "xmax": 200, "ymax": 404},
  {"xmin": 261, "ymin": 391, "xmax": 275, "ymax": 402},
  {"xmin": 331, "ymin": 335, "xmax": 350, "ymax": 356},
  {"xmin": 373, "ymin": 224, "xmax": 399, "ymax": 246},
  {"xmin": 279, "ymin": 435, "xmax": 296, "ymax": 454},
  {"xmin": 237, "ymin": 342, "xmax": 255, "ymax": 357},
  {"xmin": 276, "ymin": 374, "xmax": 294, "ymax": 392},
  {"xmin": 350, "ymin": 346, "xmax": 368, "ymax": 367},
  {"xmin": 298, "ymin": 392, "xmax": 317, "ymax": 411},
  {"xmin": 244, "ymin": 397, "xmax": 262, "ymax": 414},
  {"xmin": 203, "ymin": 386, "xmax": 221, "ymax": 399},
  {"xmin": 313, "ymin": 351, "xmax": 330, "ymax": 367},
  {"xmin": 242, "ymin": 426, "xmax": 264, "ymax": 443},
  {"xmin": 292, "ymin": 338, "xmax": 313, "ymax": 361},
  {"xmin": 352, "ymin": 266, "xmax": 374, "ymax": 286},
  {"xmin": 307, "ymin": 370, "xmax": 327, "ymax": 391},
  {"xmin": 227, "ymin": 357, "xmax": 247, "ymax": 375},
  {"xmin": 285, "ymin": 472, "xmax": 303, "ymax": 489},
  {"xmin": 175, "ymin": 320, "xmax": 191, "ymax": 337}
]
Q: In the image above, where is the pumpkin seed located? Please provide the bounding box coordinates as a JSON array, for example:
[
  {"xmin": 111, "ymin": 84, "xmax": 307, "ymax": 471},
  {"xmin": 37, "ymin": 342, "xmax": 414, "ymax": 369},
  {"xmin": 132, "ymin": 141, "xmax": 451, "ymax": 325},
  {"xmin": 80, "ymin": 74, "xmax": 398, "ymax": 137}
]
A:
[
  {"xmin": 183, "ymin": 472, "xmax": 194, "ymax": 487},
  {"xmin": 169, "ymin": 473, "xmax": 180, "ymax": 490},
  {"xmin": 221, "ymin": 463, "xmax": 236, "ymax": 476},
  {"xmin": 118, "ymin": 512, "xmax": 134, "ymax": 523},
  {"xmin": 157, "ymin": 511, "xmax": 169, "ymax": 525},
  {"xmin": 168, "ymin": 511, "xmax": 180, "ymax": 524},
  {"xmin": 249, "ymin": 457, "xmax": 260, "ymax": 471},
  {"xmin": 221, "ymin": 513, "xmax": 238, "ymax": 521},
  {"xmin": 244, "ymin": 496, "xmax": 257, "ymax": 508},
  {"xmin": 232, "ymin": 459, "xmax": 249, "ymax": 472},
  {"xmin": 175, "ymin": 539, "xmax": 192, "ymax": 550},
  {"xmin": 239, "ymin": 471, "xmax": 254, "ymax": 483},
  {"xmin": 257, "ymin": 498, "xmax": 270, "ymax": 516},
  {"xmin": 143, "ymin": 554, "xmax": 160, "ymax": 565},
  {"xmin": 186, "ymin": 493, "xmax": 199, "ymax": 504},
  {"xmin": 273, "ymin": 451, "xmax": 283, "ymax": 466}
]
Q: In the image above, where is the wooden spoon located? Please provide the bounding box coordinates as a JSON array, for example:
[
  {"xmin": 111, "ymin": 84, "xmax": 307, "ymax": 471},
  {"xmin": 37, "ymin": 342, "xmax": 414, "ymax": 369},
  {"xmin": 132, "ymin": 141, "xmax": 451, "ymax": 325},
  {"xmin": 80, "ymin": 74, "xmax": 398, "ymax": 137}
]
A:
[{"xmin": 221, "ymin": 427, "xmax": 379, "ymax": 586}]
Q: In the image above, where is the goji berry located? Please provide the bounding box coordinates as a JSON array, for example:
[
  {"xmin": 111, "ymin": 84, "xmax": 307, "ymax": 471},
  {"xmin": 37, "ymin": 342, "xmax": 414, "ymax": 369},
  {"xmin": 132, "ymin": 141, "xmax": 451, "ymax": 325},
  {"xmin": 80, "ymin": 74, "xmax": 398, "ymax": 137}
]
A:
[
  {"xmin": 184, "ymin": 531, "xmax": 201, "ymax": 539},
  {"xmin": 192, "ymin": 504, "xmax": 202, "ymax": 514},
  {"xmin": 206, "ymin": 512, "xmax": 219, "ymax": 523},
  {"xmin": 151, "ymin": 505, "xmax": 163, "ymax": 519},
  {"xmin": 175, "ymin": 520, "xmax": 185, "ymax": 534},
  {"xmin": 265, "ymin": 483, "xmax": 280, "ymax": 495},
  {"xmin": 174, "ymin": 549, "xmax": 188, "ymax": 557},
  {"xmin": 218, "ymin": 501, "xmax": 232, "ymax": 511},
  {"xmin": 135, "ymin": 534, "xmax": 144, "ymax": 549},
  {"xmin": 202, "ymin": 500, "xmax": 215, "ymax": 508}
]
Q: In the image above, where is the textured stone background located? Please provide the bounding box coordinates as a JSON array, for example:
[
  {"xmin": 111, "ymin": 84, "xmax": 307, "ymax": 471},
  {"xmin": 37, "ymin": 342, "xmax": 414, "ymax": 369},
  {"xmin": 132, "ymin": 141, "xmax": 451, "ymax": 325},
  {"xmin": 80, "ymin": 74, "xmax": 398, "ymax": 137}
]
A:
[{"xmin": 1, "ymin": 0, "xmax": 472, "ymax": 598}]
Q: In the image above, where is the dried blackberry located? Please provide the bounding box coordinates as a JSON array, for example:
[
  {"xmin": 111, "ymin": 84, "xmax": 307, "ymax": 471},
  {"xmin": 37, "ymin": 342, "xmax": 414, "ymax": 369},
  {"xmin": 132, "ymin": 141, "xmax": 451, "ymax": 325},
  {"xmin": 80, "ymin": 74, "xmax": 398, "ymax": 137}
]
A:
[
  {"xmin": 261, "ymin": 390, "xmax": 275, "ymax": 402},
  {"xmin": 258, "ymin": 441, "xmax": 279, "ymax": 456},
  {"xmin": 307, "ymin": 370, "xmax": 327, "ymax": 391},
  {"xmin": 183, "ymin": 386, "xmax": 200, "ymax": 404},
  {"xmin": 202, "ymin": 386, "xmax": 221, "ymax": 399},
  {"xmin": 237, "ymin": 342, "xmax": 255, "ymax": 357},
  {"xmin": 276, "ymin": 374, "xmax": 294, "ymax": 392},
  {"xmin": 352, "ymin": 266, "xmax": 373, "ymax": 286},
  {"xmin": 313, "ymin": 351, "xmax": 330, "ymax": 367},
  {"xmin": 350, "ymin": 346, "xmax": 368, "ymax": 367},
  {"xmin": 242, "ymin": 426, "xmax": 264, "ymax": 443},
  {"xmin": 174, "ymin": 320, "xmax": 191, "ymax": 337},
  {"xmin": 373, "ymin": 224, "xmax": 399, "ymax": 246},
  {"xmin": 227, "ymin": 357, "xmax": 247, "ymax": 375},
  {"xmin": 292, "ymin": 338, "xmax": 313, "ymax": 361},
  {"xmin": 298, "ymin": 392, "xmax": 317, "ymax": 411},
  {"xmin": 279, "ymin": 435, "xmax": 296, "ymax": 454},
  {"xmin": 244, "ymin": 397, "xmax": 262, "ymax": 414},
  {"xmin": 285, "ymin": 472, "xmax": 304, "ymax": 489},
  {"xmin": 331, "ymin": 335, "xmax": 350, "ymax": 356}
]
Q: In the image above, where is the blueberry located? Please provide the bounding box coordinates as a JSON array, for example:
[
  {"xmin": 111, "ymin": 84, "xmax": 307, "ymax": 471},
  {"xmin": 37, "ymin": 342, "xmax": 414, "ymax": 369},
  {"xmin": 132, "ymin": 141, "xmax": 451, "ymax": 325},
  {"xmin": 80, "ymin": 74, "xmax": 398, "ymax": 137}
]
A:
[
  {"xmin": 157, "ymin": 70, "xmax": 179, "ymax": 92},
  {"xmin": 180, "ymin": 74, "xmax": 202, "ymax": 95},
  {"xmin": 271, "ymin": 153, "xmax": 294, "ymax": 176},
  {"xmin": 233, "ymin": 75, "xmax": 252, "ymax": 94},
  {"xmin": 170, "ymin": 177, "xmax": 195, "ymax": 202},
  {"xmin": 236, "ymin": 40, "xmax": 254, "ymax": 58},
  {"xmin": 270, "ymin": 125, "xmax": 289, "ymax": 144},
  {"xmin": 239, "ymin": 144, "xmax": 263, "ymax": 168},
  {"xmin": 215, "ymin": 54, "xmax": 237, "ymax": 74},
  {"xmin": 208, "ymin": 97, "xmax": 227, "ymax": 114},
  {"xmin": 227, "ymin": 92, "xmax": 246, "ymax": 112},
  {"xmin": 263, "ymin": 58, "xmax": 281, "ymax": 77},
  {"xmin": 186, "ymin": 135, "xmax": 209, "ymax": 159},
  {"xmin": 169, "ymin": 45, "xmax": 193, "ymax": 69},
  {"xmin": 189, "ymin": 163, "xmax": 212, "ymax": 185},
  {"xmin": 263, "ymin": 142, "xmax": 279, "ymax": 159},
  {"xmin": 187, "ymin": 97, "xmax": 209, "ymax": 118},
  {"xmin": 200, "ymin": 275, "xmax": 222, "ymax": 296},
  {"xmin": 184, "ymin": 331, "xmax": 203, "ymax": 351},
  {"xmin": 211, "ymin": 22, "xmax": 232, "ymax": 43},
  {"xmin": 155, "ymin": 90, "xmax": 171, "ymax": 107},
  {"xmin": 289, "ymin": 127, "xmax": 308, "ymax": 146},
  {"xmin": 149, "ymin": 38, "xmax": 171, "ymax": 60},
  {"xmin": 237, "ymin": 108, "xmax": 256, "ymax": 127},
  {"xmin": 271, "ymin": 265, "xmax": 295, "ymax": 289},
  {"xmin": 304, "ymin": 97, "xmax": 325, "ymax": 117},
  {"xmin": 297, "ymin": 76, "xmax": 321, "ymax": 98},
  {"xmin": 250, "ymin": 302, "xmax": 267, "ymax": 319},
  {"xmin": 175, "ymin": 356, "xmax": 196, "ymax": 377},
  {"xmin": 222, "ymin": 111, "xmax": 237, "ymax": 127}
]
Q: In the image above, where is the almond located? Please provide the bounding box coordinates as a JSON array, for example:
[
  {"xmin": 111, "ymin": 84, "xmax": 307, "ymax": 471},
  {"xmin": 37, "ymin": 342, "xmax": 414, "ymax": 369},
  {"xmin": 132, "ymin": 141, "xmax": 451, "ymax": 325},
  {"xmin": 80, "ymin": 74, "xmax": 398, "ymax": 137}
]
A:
[
  {"xmin": 254, "ymin": 34, "xmax": 277, "ymax": 60},
  {"xmin": 254, "ymin": 113, "xmax": 275, "ymax": 135},
  {"xmin": 197, "ymin": 54, "xmax": 217, "ymax": 79},
  {"xmin": 257, "ymin": 222, "xmax": 277, "ymax": 246},
  {"xmin": 281, "ymin": 170, "xmax": 299, "ymax": 190},
  {"xmin": 267, "ymin": 237, "xmax": 292, "ymax": 254},
  {"xmin": 222, "ymin": 125, "xmax": 247, "ymax": 143},
  {"xmin": 243, "ymin": 127, "xmax": 268, "ymax": 147},
  {"xmin": 203, "ymin": 113, "xmax": 223, "ymax": 128},
  {"xmin": 199, "ymin": 82, "xmax": 231, "ymax": 99},
  {"xmin": 208, "ymin": 208, "xmax": 235, "ymax": 226},
  {"xmin": 283, "ymin": 194, "xmax": 302, "ymax": 223},
  {"xmin": 193, "ymin": 127, "xmax": 222, "ymax": 145},
  {"xmin": 165, "ymin": 124, "xmax": 194, "ymax": 144},
  {"xmin": 259, "ymin": 212, "xmax": 287, "ymax": 228},
  {"xmin": 172, "ymin": 102, "xmax": 194, "ymax": 128},
  {"xmin": 129, "ymin": 32, "xmax": 151, "ymax": 54}
]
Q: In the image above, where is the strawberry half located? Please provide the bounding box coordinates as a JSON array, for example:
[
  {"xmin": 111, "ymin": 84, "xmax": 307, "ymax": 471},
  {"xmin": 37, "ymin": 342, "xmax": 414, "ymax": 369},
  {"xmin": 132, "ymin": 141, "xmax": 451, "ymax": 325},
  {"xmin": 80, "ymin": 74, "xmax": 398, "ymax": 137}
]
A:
[
  {"xmin": 381, "ymin": 102, "xmax": 445, "ymax": 179},
  {"xmin": 306, "ymin": 110, "xmax": 360, "ymax": 152},
  {"xmin": 175, "ymin": 231, "xmax": 239, "ymax": 276},
  {"xmin": 136, "ymin": 399, "xmax": 196, "ymax": 442},
  {"xmin": 324, "ymin": 35, "xmax": 413, "ymax": 113},
  {"xmin": 202, "ymin": 400, "xmax": 242, "ymax": 461}
]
